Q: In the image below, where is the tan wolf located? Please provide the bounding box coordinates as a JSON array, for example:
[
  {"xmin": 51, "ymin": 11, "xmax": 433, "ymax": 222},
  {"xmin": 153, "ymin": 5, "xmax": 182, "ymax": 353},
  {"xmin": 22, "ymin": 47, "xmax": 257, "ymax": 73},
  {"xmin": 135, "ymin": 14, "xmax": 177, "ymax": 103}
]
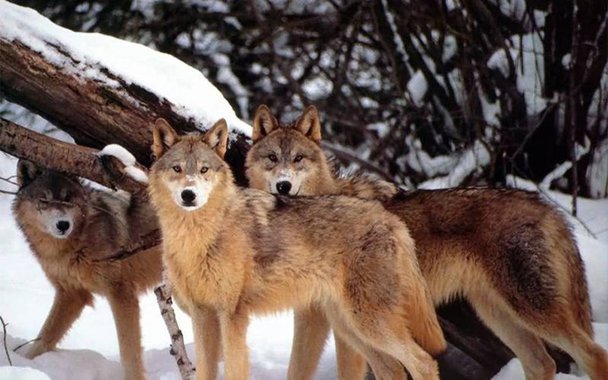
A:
[
  {"xmin": 147, "ymin": 118, "xmax": 446, "ymax": 380},
  {"xmin": 245, "ymin": 105, "xmax": 608, "ymax": 380},
  {"xmin": 12, "ymin": 160, "xmax": 163, "ymax": 380}
]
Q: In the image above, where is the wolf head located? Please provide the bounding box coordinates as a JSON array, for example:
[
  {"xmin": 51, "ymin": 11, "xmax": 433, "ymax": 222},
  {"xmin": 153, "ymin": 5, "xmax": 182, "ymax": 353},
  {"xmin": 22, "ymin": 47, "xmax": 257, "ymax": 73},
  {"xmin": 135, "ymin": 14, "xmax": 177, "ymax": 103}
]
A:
[
  {"xmin": 245, "ymin": 105, "xmax": 333, "ymax": 196},
  {"xmin": 149, "ymin": 118, "xmax": 231, "ymax": 212},
  {"xmin": 14, "ymin": 160, "xmax": 87, "ymax": 239}
]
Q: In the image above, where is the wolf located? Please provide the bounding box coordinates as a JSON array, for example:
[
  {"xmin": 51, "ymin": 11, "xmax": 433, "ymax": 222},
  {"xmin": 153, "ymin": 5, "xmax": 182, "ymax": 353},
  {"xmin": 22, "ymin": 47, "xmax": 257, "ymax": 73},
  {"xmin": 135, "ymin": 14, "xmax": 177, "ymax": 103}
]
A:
[
  {"xmin": 245, "ymin": 105, "xmax": 608, "ymax": 380},
  {"xmin": 147, "ymin": 118, "xmax": 446, "ymax": 380},
  {"xmin": 12, "ymin": 160, "xmax": 163, "ymax": 380}
]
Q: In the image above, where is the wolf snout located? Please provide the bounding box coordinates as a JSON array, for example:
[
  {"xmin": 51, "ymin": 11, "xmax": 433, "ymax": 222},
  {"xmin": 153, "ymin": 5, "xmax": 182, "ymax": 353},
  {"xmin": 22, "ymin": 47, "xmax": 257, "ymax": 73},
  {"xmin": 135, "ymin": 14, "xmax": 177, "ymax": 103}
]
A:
[
  {"xmin": 56, "ymin": 220, "xmax": 70, "ymax": 234},
  {"xmin": 276, "ymin": 181, "xmax": 292, "ymax": 195},
  {"xmin": 181, "ymin": 189, "xmax": 197, "ymax": 205}
]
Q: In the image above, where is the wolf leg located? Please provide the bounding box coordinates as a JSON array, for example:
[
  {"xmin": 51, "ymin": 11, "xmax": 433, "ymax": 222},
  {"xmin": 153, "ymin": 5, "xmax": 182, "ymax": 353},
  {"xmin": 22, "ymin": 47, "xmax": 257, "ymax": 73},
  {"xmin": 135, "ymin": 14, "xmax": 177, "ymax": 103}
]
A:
[
  {"xmin": 191, "ymin": 305, "xmax": 221, "ymax": 380},
  {"xmin": 338, "ymin": 308, "xmax": 438, "ymax": 380},
  {"xmin": 361, "ymin": 329, "xmax": 437, "ymax": 380},
  {"xmin": 288, "ymin": 306, "xmax": 331, "ymax": 380},
  {"xmin": 219, "ymin": 311, "xmax": 249, "ymax": 380},
  {"xmin": 335, "ymin": 334, "xmax": 367, "ymax": 380},
  {"xmin": 108, "ymin": 289, "xmax": 146, "ymax": 380},
  {"xmin": 25, "ymin": 288, "xmax": 92, "ymax": 359},
  {"xmin": 324, "ymin": 306, "xmax": 406, "ymax": 380},
  {"xmin": 469, "ymin": 292, "xmax": 556, "ymax": 380},
  {"xmin": 537, "ymin": 323, "xmax": 608, "ymax": 380}
]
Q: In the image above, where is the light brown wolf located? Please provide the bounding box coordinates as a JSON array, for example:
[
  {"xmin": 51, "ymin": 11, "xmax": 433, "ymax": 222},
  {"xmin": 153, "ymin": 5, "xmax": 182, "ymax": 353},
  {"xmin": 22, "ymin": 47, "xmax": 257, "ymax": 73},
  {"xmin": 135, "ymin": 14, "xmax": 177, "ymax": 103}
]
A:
[
  {"xmin": 12, "ymin": 160, "xmax": 163, "ymax": 380},
  {"xmin": 245, "ymin": 105, "xmax": 608, "ymax": 380},
  {"xmin": 147, "ymin": 118, "xmax": 446, "ymax": 380}
]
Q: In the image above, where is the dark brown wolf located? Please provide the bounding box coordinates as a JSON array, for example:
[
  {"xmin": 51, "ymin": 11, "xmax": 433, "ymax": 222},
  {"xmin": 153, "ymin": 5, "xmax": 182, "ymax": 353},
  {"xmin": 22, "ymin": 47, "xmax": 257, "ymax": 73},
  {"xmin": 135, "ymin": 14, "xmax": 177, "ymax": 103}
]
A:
[
  {"xmin": 147, "ymin": 118, "xmax": 446, "ymax": 380},
  {"xmin": 13, "ymin": 160, "xmax": 163, "ymax": 380},
  {"xmin": 245, "ymin": 105, "xmax": 608, "ymax": 380}
]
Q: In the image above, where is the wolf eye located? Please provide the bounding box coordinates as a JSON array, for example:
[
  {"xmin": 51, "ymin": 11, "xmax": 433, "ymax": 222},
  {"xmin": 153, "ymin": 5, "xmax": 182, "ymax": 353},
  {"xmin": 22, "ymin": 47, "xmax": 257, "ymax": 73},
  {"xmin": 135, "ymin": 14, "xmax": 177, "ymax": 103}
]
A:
[
  {"xmin": 172, "ymin": 165, "xmax": 182, "ymax": 173},
  {"xmin": 268, "ymin": 154, "xmax": 278, "ymax": 162},
  {"xmin": 200, "ymin": 166, "xmax": 208, "ymax": 174},
  {"xmin": 294, "ymin": 155, "xmax": 304, "ymax": 163}
]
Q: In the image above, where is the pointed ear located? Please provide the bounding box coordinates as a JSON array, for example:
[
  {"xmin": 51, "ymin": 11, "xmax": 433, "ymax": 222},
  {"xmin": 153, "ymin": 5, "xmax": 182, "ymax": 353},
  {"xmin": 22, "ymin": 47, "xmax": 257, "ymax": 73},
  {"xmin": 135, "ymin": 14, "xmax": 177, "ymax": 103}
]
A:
[
  {"xmin": 17, "ymin": 160, "xmax": 42, "ymax": 188},
  {"xmin": 294, "ymin": 105, "xmax": 322, "ymax": 144},
  {"xmin": 252, "ymin": 104, "xmax": 279, "ymax": 143},
  {"xmin": 151, "ymin": 118, "xmax": 179, "ymax": 160},
  {"xmin": 203, "ymin": 119, "xmax": 228, "ymax": 159}
]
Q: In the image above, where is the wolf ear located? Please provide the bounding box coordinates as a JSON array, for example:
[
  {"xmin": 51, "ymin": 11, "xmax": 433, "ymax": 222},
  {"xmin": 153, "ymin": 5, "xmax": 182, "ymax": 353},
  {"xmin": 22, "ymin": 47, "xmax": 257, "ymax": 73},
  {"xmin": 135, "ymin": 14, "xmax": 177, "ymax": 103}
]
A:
[
  {"xmin": 252, "ymin": 104, "xmax": 279, "ymax": 143},
  {"xmin": 17, "ymin": 160, "xmax": 42, "ymax": 188},
  {"xmin": 151, "ymin": 118, "xmax": 179, "ymax": 160},
  {"xmin": 203, "ymin": 119, "xmax": 228, "ymax": 159},
  {"xmin": 294, "ymin": 105, "xmax": 322, "ymax": 144}
]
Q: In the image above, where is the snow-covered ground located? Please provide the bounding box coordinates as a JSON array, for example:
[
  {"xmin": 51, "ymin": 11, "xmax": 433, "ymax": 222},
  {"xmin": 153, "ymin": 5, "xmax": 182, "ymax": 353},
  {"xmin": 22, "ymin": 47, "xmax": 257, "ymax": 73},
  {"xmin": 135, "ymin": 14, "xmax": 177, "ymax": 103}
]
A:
[{"xmin": 0, "ymin": 148, "xmax": 606, "ymax": 379}]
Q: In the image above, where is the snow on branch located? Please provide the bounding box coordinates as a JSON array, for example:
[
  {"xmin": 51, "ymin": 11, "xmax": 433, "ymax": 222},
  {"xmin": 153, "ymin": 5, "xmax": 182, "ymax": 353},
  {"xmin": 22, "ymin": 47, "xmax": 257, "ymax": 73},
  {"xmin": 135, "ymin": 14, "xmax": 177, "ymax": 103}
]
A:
[
  {"xmin": 98, "ymin": 145, "xmax": 149, "ymax": 184},
  {"xmin": 0, "ymin": 0, "xmax": 250, "ymax": 137},
  {"xmin": 418, "ymin": 140, "xmax": 491, "ymax": 189},
  {"xmin": 0, "ymin": 117, "xmax": 146, "ymax": 193}
]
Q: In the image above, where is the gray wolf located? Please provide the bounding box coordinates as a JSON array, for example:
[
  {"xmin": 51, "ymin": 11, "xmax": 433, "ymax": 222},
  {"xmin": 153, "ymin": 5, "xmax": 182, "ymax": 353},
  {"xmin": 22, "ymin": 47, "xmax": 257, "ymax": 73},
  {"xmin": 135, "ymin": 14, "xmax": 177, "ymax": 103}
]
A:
[
  {"xmin": 245, "ymin": 104, "xmax": 608, "ymax": 380},
  {"xmin": 147, "ymin": 118, "xmax": 446, "ymax": 380},
  {"xmin": 12, "ymin": 160, "xmax": 163, "ymax": 380}
]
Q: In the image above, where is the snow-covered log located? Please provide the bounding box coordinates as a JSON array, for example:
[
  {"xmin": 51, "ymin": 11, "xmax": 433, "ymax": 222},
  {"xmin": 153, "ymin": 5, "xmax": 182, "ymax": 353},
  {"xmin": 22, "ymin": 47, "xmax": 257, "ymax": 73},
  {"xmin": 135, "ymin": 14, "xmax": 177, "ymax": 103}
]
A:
[
  {"xmin": 0, "ymin": 1, "xmax": 251, "ymax": 182},
  {"xmin": 0, "ymin": 117, "xmax": 146, "ymax": 193}
]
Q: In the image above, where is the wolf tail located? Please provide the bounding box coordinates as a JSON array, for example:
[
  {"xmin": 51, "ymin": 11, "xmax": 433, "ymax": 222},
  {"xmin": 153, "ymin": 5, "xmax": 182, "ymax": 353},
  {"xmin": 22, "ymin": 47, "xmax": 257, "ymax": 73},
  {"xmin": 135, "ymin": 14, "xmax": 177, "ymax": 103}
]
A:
[
  {"xmin": 567, "ymin": 238, "xmax": 594, "ymax": 336},
  {"xmin": 409, "ymin": 278, "xmax": 447, "ymax": 356},
  {"xmin": 396, "ymin": 229, "xmax": 447, "ymax": 356}
]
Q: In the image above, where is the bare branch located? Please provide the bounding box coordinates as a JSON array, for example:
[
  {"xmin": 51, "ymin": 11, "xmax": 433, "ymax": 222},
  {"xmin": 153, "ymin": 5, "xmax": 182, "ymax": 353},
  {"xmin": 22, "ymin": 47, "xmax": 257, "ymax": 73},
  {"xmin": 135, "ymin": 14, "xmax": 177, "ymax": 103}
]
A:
[
  {"xmin": 154, "ymin": 284, "xmax": 195, "ymax": 380},
  {"xmin": 0, "ymin": 315, "xmax": 11, "ymax": 366},
  {"xmin": 0, "ymin": 117, "xmax": 146, "ymax": 193}
]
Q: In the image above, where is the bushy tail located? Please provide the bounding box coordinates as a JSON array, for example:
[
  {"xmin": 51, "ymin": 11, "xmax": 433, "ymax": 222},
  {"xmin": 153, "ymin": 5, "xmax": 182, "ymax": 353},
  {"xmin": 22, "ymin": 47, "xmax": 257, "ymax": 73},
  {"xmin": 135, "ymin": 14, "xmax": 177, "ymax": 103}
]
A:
[
  {"xmin": 409, "ymin": 278, "xmax": 447, "ymax": 356},
  {"xmin": 568, "ymin": 240, "xmax": 594, "ymax": 336},
  {"xmin": 395, "ymin": 229, "xmax": 447, "ymax": 356}
]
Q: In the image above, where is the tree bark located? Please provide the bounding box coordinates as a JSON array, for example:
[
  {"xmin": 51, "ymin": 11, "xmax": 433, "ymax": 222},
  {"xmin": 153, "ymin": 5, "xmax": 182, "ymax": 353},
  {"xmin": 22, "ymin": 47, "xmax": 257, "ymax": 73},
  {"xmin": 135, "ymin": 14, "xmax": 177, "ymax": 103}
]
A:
[
  {"xmin": 155, "ymin": 284, "xmax": 195, "ymax": 380},
  {"xmin": 0, "ymin": 38, "xmax": 250, "ymax": 184},
  {"xmin": 0, "ymin": 117, "xmax": 146, "ymax": 193}
]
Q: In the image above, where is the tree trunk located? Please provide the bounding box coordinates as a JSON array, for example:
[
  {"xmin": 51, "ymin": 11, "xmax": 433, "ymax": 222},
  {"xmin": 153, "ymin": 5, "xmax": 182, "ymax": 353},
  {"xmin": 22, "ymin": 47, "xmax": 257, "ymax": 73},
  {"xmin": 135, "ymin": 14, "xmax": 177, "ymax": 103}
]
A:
[{"xmin": 0, "ymin": 38, "xmax": 250, "ymax": 185}]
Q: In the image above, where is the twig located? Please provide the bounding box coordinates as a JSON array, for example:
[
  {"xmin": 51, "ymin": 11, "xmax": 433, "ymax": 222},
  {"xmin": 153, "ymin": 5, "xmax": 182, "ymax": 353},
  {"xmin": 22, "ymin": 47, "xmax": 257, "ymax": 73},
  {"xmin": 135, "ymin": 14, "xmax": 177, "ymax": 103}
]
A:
[
  {"xmin": 12, "ymin": 338, "xmax": 39, "ymax": 353},
  {"xmin": 1, "ymin": 315, "xmax": 12, "ymax": 366},
  {"xmin": 0, "ymin": 189, "xmax": 17, "ymax": 195},
  {"xmin": 154, "ymin": 283, "xmax": 195, "ymax": 380},
  {"xmin": 0, "ymin": 176, "xmax": 18, "ymax": 186},
  {"xmin": 95, "ymin": 229, "xmax": 162, "ymax": 262}
]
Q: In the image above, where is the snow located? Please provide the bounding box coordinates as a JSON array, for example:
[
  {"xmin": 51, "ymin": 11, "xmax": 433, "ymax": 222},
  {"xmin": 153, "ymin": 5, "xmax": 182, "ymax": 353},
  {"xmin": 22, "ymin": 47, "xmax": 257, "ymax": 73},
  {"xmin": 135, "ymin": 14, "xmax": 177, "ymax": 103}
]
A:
[
  {"xmin": 406, "ymin": 70, "xmax": 428, "ymax": 107},
  {"xmin": 417, "ymin": 140, "xmax": 491, "ymax": 189},
  {"xmin": 0, "ymin": 1, "xmax": 251, "ymax": 139},
  {"xmin": 0, "ymin": 366, "xmax": 51, "ymax": 380},
  {"xmin": 98, "ymin": 144, "xmax": 137, "ymax": 167},
  {"xmin": 124, "ymin": 166, "xmax": 149, "ymax": 184},
  {"xmin": 487, "ymin": 48, "xmax": 513, "ymax": 78},
  {"xmin": 98, "ymin": 144, "xmax": 149, "ymax": 184},
  {"xmin": 562, "ymin": 53, "xmax": 572, "ymax": 69}
]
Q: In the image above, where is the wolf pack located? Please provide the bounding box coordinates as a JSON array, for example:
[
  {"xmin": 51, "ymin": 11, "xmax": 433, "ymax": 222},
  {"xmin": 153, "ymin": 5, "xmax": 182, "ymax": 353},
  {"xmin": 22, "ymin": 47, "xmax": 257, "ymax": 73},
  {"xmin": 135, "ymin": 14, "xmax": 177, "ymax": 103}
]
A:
[{"xmin": 12, "ymin": 105, "xmax": 608, "ymax": 380}]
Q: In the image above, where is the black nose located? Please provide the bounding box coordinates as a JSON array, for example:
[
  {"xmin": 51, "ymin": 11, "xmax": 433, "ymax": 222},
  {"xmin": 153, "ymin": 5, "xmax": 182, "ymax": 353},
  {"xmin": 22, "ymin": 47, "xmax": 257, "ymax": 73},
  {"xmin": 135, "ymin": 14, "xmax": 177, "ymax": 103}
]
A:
[
  {"xmin": 181, "ymin": 189, "xmax": 196, "ymax": 204},
  {"xmin": 56, "ymin": 220, "xmax": 70, "ymax": 233},
  {"xmin": 276, "ymin": 181, "xmax": 292, "ymax": 195}
]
